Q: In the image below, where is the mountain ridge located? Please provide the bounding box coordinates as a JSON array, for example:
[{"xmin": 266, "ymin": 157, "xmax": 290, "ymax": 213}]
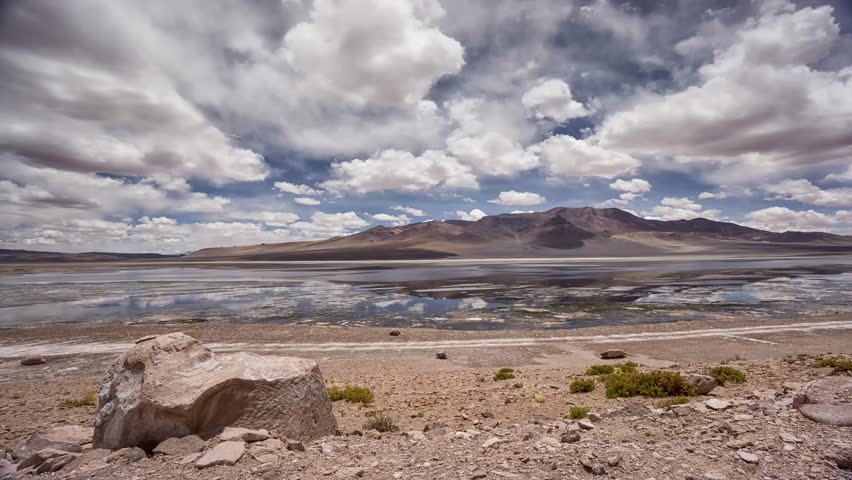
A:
[{"xmin": 189, "ymin": 207, "xmax": 852, "ymax": 260}]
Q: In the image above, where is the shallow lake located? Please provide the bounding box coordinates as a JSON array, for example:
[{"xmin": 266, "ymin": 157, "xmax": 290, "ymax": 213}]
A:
[{"xmin": 2, "ymin": 256, "xmax": 852, "ymax": 330}]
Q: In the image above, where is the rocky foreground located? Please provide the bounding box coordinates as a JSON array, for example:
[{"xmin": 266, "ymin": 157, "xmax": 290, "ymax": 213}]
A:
[{"xmin": 1, "ymin": 327, "xmax": 851, "ymax": 480}]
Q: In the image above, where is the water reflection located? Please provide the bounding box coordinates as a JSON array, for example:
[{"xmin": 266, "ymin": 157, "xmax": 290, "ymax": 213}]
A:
[{"xmin": 0, "ymin": 257, "xmax": 851, "ymax": 330}]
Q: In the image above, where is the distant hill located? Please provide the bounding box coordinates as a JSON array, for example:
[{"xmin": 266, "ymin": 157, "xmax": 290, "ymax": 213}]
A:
[
  {"xmin": 0, "ymin": 249, "xmax": 179, "ymax": 263},
  {"xmin": 188, "ymin": 207, "xmax": 852, "ymax": 260}
]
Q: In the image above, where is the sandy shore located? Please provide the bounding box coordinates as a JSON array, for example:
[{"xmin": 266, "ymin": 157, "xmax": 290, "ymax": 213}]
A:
[{"xmin": 2, "ymin": 314, "xmax": 851, "ymax": 479}]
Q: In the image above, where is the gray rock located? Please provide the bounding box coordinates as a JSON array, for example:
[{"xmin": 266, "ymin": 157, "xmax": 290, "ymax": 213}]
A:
[
  {"xmin": 599, "ymin": 349, "xmax": 626, "ymax": 359},
  {"xmin": 17, "ymin": 448, "xmax": 76, "ymax": 472},
  {"xmin": 704, "ymin": 399, "xmax": 732, "ymax": 411},
  {"xmin": 684, "ymin": 374, "xmax": 718, "ymax": 395},
  {"xmin": 105, "ymin": 447, "xmax": 146, "ymax": 464},
  {"xmin": 287, "ymin": 439, "xmax": 306, "ymax": 452},
  {"xmin": 482, "ymin": 437, "xmax": 507, "ymax": 449},
  {"xmin": 605, "ymin": 402, "xmax": 652, "ymax": 418},
  {"xmin": 321, "ymin": 442, "xmax": 336, "ymax": 455},
  {"xmin": 64, "ymin": 448, "xmax": 111, "ymax": 471},
  {"xmin": 560, "ymin": 433, "xmax": 580, "ymax": 443},
  {"xmin": 470, "ymin": 470, "xmax": 487, "ymax": 480},
  {"xmin": 578, "ymin": 419, "xmax": 595, "ymax": 430},
  {"xmin": 780, "ymin": 432, "xmax": 802, "ymax": 443},
  {"xmin": 436, "ymin": 352, "xmax": 447, "ymax": 360},
  {"xmin": 93, "ymin": 332, "xmax": 336, "ymax": 449},
  {"xmin": 20, "ymin": 356, "xmax": 45, "ymax": 366},
  {"xmin": 424, "ymin": 421, "xmax": 448, "ymax": 432},
  {"xmin": 825, "ymin": 448, "xmax": 852, "ymax": 470},
  {"xmin": 34, "ymin": 454, "xmax": 76, "ymax": 474},
  {"xmin": 737, "ymin": 450, "xmax": 759, "ymax": 464},
  {"xmin": 195, "ymin": 441, "xmax": 245, "ymax": 468},
  {"xmin": 219, "ymin": 427, "xmax": 271, "ymax": 442},
  {"xmin": 797, "ymin": 376, "xmax": 852, "ymax": 426},
  {"xmin": 481, "ymin": 411, "xmax": 495, "ymax": 418},
  {"xmin": 152, "ymin": 435, "xmax": 204, "ymax": 456},
  {"xmin": 12, "ymin": 425, "xmax": 91, "ymax": 460}
]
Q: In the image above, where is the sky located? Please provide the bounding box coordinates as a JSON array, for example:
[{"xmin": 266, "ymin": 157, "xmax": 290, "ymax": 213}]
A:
[{"xmin": 1, "ymin": 0, "xmax": 852, "ymax": 253}]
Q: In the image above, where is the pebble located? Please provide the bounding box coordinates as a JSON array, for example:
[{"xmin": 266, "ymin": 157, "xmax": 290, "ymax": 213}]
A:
[
  {"xmin": 737, "ymin": 450, "xmax": 760, "ymax": 464},
  {"xmin": 578, "ymin": 419, "xmax": 595, "ymax": 430},
  {"xmin": 20, "ymin": 356, "xmax": 46, "ymax": 366},
  {"xmin": 705, "ymin": 399, "xmax": 732, "ymax": 411}
]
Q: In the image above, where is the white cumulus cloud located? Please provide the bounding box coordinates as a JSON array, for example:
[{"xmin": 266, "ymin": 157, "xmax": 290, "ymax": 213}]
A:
[{"xmin": 489, "ymin": 191, "xmax": 546, "ymax": 206}]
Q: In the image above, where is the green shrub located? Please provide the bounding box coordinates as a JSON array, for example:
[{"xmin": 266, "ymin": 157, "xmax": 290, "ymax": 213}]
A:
[
  {"xmin": 812, "ymin": 357, "xmax": 852, "ymax": 373},
  {"xmin": 511, "ymin": 383, "xmax": 524, "ymax": 389},
  {"xmin": 61, "ymin": 393, "xmax": 97, "ymax": 408},
  {"xmin": 601, "ymin": 371, "xmax": 697, "ymax": 399},
  {"xmin": 654, "ymin": 396, "xmax": 691, "ymax": 408},
  {"xmin": 363, "ymin": 412, "xmax": 399, "ymax": 432},
  {"xmin": 566, "ymin": 406, "xmax": 590, "ymax": 419},
  {"xmin": 328, "ymin": 384, "xmax": 374, "ymax": 404},
  {"xmin": 569, "ymin": 378, "xmax": 596, "ymax": 393},
  {"xmin": 585, "ymin": 362, "xmax": 638, "ymax": 376},
  {"xmin": 493, "ymin": 368, "xmax": 516, "ymax": 381},
  {"xmin": 709, "ymin": 366, "xmax": 746, "ymax": 385}
]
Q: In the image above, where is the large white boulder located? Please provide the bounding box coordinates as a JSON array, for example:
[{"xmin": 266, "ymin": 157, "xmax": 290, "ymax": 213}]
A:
[{"xmin": 93, "ymin": 332, "xmax": 336, "ymax": 449}]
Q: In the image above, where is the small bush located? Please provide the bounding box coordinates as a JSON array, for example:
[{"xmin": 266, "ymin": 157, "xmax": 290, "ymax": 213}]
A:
[
  {"xmin": 533, "ymin": 394, "xmax": 546, "ymax": 403},
  {"xmin": 569, "ymin": 378, "xmax": 596, "ymax": 393},
  {"xmin": 364, "ymin": 413, "xmax": 399, "ymax": 432},
  {"xmin": 812, "ymin": 357, "xmax": 852, "ymax": 373},
  {"xmin": 709, "ymin": 366, "xmax": 746, "ymax": 385},
  {"xmin": 493, "ymin": 368, "xmax": 516, "ymax": 381},
  {"xmin": 566, "ymin": 406, "xmax": 590, "ymax": 419},
  {"xmin": 61, "ymin": 393, "xmax": 97, "ymax": 408},
  {"xmin": 511, "ymin": 383, "xmax": 524, "ymax": 389},
  {"xmin": 654, "ymin": 396, "xmax": 691, "ymax": 408},
  {"xmin": 328, "ymin": 384, "xmax": 374, "ymax": 404},
  {"xmin": 601, "ymin": 371, "xmax": 697, "ymax": 399},
  {"xmin": 585, "ymin": 362, "xmax": 638, "ymax": 376}
]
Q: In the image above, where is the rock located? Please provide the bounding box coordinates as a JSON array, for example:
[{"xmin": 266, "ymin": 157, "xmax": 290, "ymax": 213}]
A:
[
  {"xmin": 605, "ymin": 402, "xmax": 651, "ymax": 418},
  {"xmin": 178, "ymin": 453, "xmax": 203, "ymax": 465},
  {"xmin": 105, "ymin": 447, "xmax": 146, "ymax": 464},
  {"xmin": 578, "ymin": 419, "xmax": 595, "ymax": 430},
  {"xmin": 795, "ymin": 376, "xmax": 852, "ymax": 426},
  {"xmin": 560, "ymin": 433, "xmax": 580, "ymax": 443},
  {"xmin": 321, "ymin": 442, "xmax": 336, "ymax": 455},
  {"xmin": 64, "ymin": 448, "xmax": 111, "ymax": 471},
  {"xmin": 580, "ymin": 454, "xmax": 606, "ymax": 475},
  {"xmin": 20, "ymin": 355, "xmax": 45, "ymax": 366},
  {"xmin": 737, "ymin": 450, "xmax": 759, "ymax": 464},
  {"xmin": 17, "ymin": 448, "xmax": 76, "ymax": 472},
  {"xmin": 599, "ymin": 349, "xmax": 626, "ymax": 359},
  {"xmin": 254, "ymin": 453, "xmax": 279, "ymax": 464},
  {"xmin": 825, "ymin": 448, "xmax": 852, "ymax": 470},
  {"xmin": 195, "ymin": 441, "xmax": 245, "ymax": 468},
  {"xmin": 287, "ymin": 439, "xmax": 306, "ymax": 452},
  {"xmin": 93, "ymin": 332, "xmax": 336, "ymax": 449},
  {"xmin": 482, "ymin": 437, "xmax": 507, "ymax": 449},
  {"xmin": 587, "ymin": 412, "xmax": 602, "ymax": 422},
  {"xmin": 35, "ymin": 454, "xmax": 76, "ymax": 474},
  {"xmin": 256, "ymin": 438, "xmax": 286, "ymax": 450},
  {"xmin": 470, "ymin": 470, "xmax": 487, "ymax": 480},
  {"xmin": 12, "ymin": 425, "xmax": 91, "ymax": 460},
  {"xmin": 389, "ymin": 330, "xmax": 401, "ymax": 336},
  {"xmin": 436, "ymin": 352, "xmax": 447, "ymax": 360},
  {"xmin": 0, "ymin": 459, "xmax": 15, "ymax": 480},
  {"xmin": 219, "ymin": 427, "xmax": 271, "ymax": 442},
  {"xmin": 152, "ymin": 435, "xmax": 204, "ymax": 456},
  {"xmin": 606, "ymin": 454, "xmax": 621, "ymax": 467},
  {"xmin": 685, "ymin": 374, "xmax": 718, "ymax": 395},
  {"xmin": 405, "ymin": 431, "xmax": 426, "ymax": 442},
  {"xmin": 424, "ymin": 421, "xmax": 448, "ymax": 432},
  {"xmin": 703, "ymin": 473, "xmax": 727, "ymax": 480},
  {"xmin": 704, "ymin": 399, "xmax": 732, "ymax": 411},
  {"xmin": 780, "ymin": 432, "xmax": 802, "ymax": 443},
  {"xmin": 481, "ymin": 411, "xmax": 495, "ymax": 418}
]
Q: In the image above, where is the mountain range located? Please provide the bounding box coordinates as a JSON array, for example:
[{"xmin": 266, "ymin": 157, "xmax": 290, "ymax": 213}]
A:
[{"xmin": 188, "ymin": 207, "xmax": 852, "ymax": 260}]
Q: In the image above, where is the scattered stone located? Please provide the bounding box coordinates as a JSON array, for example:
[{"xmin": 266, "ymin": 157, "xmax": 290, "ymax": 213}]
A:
[
  {"xmin": 335, "ymin": 466, "xmax": 365, "ymax": 478},
  {"xmin": 705, "ymin": 399, "xmax": 732, "ymax": 411},
  {"xmin": 599, "ymin": 349, "xmax": 626, "ymax": 359},
  {"xmin": 93, "ymin": 332, "xmax": 337, "ymax": 449},
  {"xmin": 284, "ymin": 439, "xmax": 305, "ymax": 452},
  {"xmin": 605, "ymin": 402, "xmax": 652, "ymax": 418},
  {"xmin": 254, "ymin": 453, "xmax": 279, "ymax": 464},
  {"xmin": 389, "ymin": 330, "xmax": 401, "ymax": 336},
  {"xmin": 560, "ymin": 433, "xmax": 580, "ymax": 443},
  {"xmin": 20, "ymin": 355, "xmax": 45, "ymax": 366},
  {"xmin": 105, "ymin": 447, "xmax": 146, "ymax": 464},
  {"xmin": 703, "ymin": 473, "xmax": 727, "ymax": 480},
  {"xmin": 405, "ymin": 431, "xmax": 426, "ymax": 442},
  {"xmin": 737, "ymin": 450, "xmax": 759, "ymax": 464},
  {"xmin": 64, "ymin": 448, "xmax": 111, "ymax": 471},
  {"xmin": 436, "ymin": 352, "xmax": 448, "ymax": 360},
  {"xmin": 780, "ymin": 432, "xmax": 802, "ymax": 443},
  {"xmin": 35, "ymin": 453, "xmax": 76, "ymax": 474},
  {"xmin": 12, "ymin": 425, "xmax": 91, "ymax": 460},
  {"xmin": 178, "ymin": 453, "xmax": 203, "ymax": 465},
  {"xmin": 195, "ymin": 441, "xmax": 245, "ymax": 468},
  {"xmin": 321, "ymin": 443, "xmax": 336, "ymax": 455},
  {"xmin": 606, "ymin": 454, "xmax": 621, "ymax": 467},
  {"xmin": 685, "ymin": 374, "xmax": 718, "ymax": 395},
  {"xmin": 219, "ymin": 427, "xmax": 271, "ymax": 442},
  {"xmin": 17, "ymin": 448, "xmax": 76, "ymax": 472},
  {"xmin": 587, "ymin": 412, "xmax": 602, "ymax": 422},
  {"xmin": 153, "ymin": 435, "xmax": 204, "ymax": 456},
  {"xmin": 424, "ymin": 421, "xmax": 448, "ymax": 432},
  {"xmin": 481, "ymin": 411, "xmax": 495, "ymax": 418},
  {"xmin": 578, "ymin": 419, "xmax": 595, "ymax": 430},
  {"xmin": 470, "ymin": 470, "xmax": 487, "ymax": 479},
  {"xmin": 482, "ymin": 437, "xmax": 507, "ymax": 449}
]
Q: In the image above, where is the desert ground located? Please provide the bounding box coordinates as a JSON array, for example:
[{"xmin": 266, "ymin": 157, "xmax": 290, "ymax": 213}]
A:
[{"xmin": 1, "ymin": 313, "xmax": 851, "ymax": 479}]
